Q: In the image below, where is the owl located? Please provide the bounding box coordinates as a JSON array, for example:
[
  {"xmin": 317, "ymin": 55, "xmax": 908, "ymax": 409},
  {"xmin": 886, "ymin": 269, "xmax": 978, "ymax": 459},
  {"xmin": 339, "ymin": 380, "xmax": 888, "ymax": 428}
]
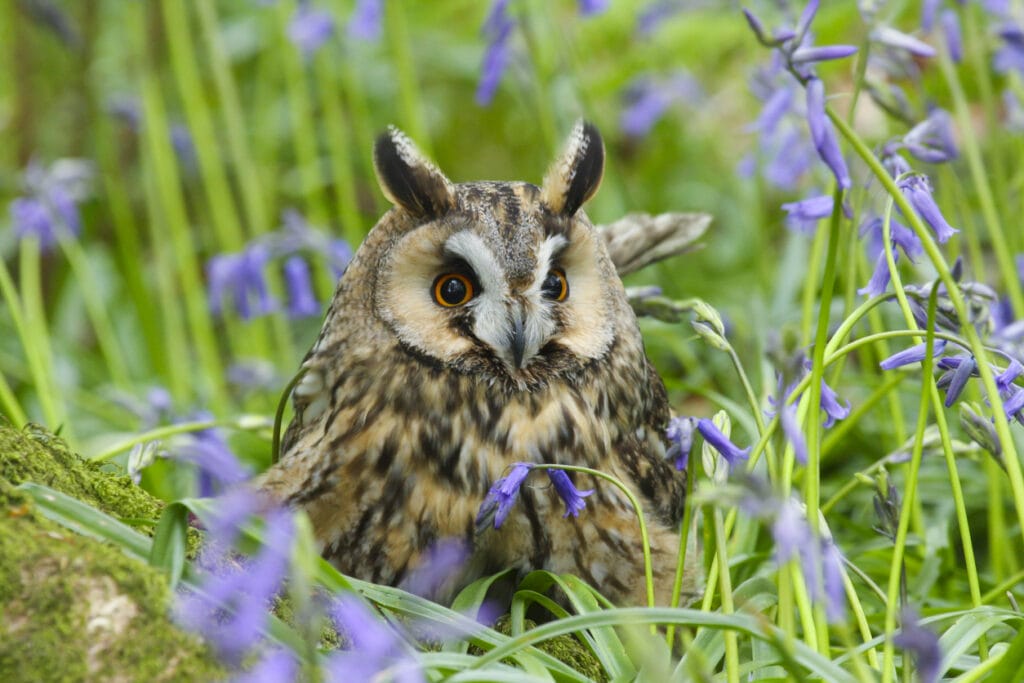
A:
[{"xmin": 257, "ymin": 121, "xmax": 695, "ymax": 607}]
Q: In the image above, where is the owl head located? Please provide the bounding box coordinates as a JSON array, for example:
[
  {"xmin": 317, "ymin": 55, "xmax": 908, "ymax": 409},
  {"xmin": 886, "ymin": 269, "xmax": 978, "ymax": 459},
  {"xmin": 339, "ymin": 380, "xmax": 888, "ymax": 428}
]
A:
[{"xmin": 337, "ymin": 121, "xmax": 635, "ymax": 390}]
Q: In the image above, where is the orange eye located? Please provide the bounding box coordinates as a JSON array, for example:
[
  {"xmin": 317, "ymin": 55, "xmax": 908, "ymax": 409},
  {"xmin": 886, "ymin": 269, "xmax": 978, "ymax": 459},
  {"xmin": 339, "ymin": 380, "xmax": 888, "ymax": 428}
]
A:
[
  {"xmin": 433, "ymin": 273, "xmax": 475, "ymax": 307},
  {"xmin": 540, "ymin": 269, "xmax": 569, "ymax": 301}
]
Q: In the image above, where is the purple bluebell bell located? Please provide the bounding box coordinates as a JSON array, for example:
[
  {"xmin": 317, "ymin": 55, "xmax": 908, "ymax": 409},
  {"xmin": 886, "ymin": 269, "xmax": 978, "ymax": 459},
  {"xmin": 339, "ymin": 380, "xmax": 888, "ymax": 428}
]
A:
[
  {"xmin": 578, "ymin": 0, "xmax": 608, "ymax": 16},
  {"xmin": 620, "ymin": 71, "xmax": 702, "ymax": 138},
  {"xmin": 997, "ymin": 359, "xmax": 1023, "ymax": 391},
  {"xmin": 858, "ymin": 213, "xmax": 924, "ymax": 296},
  {"xmin": 697, "ymin": 418, "xmax": 751, "ymax": 467},
  {"xmin": 476, "ymin": 0, "xmax": 515, "ymax": 106},
  {"xmin": 921, "ymin": 0, "xmax": 941, "ymax": 30},
  {"xmin": 477, "ymin": 462, "xmax": 533, "ymax": 529},
  {"xmin": 548, "ymin": 469, "xmax": 595, "ymax": 518},
  {"xmin": 781, "ymin": 194, "xmax": 833, "ymax": 234},
  {"xmin": 348, "ymin": 0, "xmax": 382, "ymax": 41},
  {"xmin": 806, "ymin": 78, "xmax": 852, "ymax": 189},
  {"xmin": 666, "ymin": 416, "xmax": 697, "ymax": 470},
  {"xmin": 870, "ymin": 26, "xmax": 936, "ymax": 58},
  {"xmin": 894, "ymin": 609, "xmax": 941, "ymax": 683},
  {"xmin": 283, "ymin": 256, "xmax": 320, "ymax": 319},
  {"xmin": 898, "ymin": 175, "xmax": 958, "ymax": 243},
  {"xmin": 207, "ymin": 244, "xmax": 277, "ymax": 320},
  {"xmin": 880, "ymin": 340, "xmax": 948, "ymax": 370},
  {"xmin": 779, "ymin": 402, "xmax": 808, "ymax": 465},
  {"xmin": 398, "ymin": 538, "xmax": 469, "ymax": 599},
  {"xmin": 288, "ymin": 3, "xmax": 336, "ymax": 58},
  {"xmin": 233, "ymin": 649, "xmax": 299, "ymax": 683},
  {"xmin": 903, "ymin": 109, "xmax": 958, "ymax": 164},
  {"xmin": 175, "ymin": 508, "xmax": 294, "ymax": 665},
  {"xmin": 941, "ymin": 10, "xmax": 962, "ymax": 62},
  {"xmin": 821, "ymin": 540, "xmax": 846, "ymax": 622},
  {"xmin": 9, "ymin": 161, "xmax": 88, "ymax": 252},
  {"xmin": 174, "ymin": 416, "xmax": 250, "ymax": 496},
  {"xmin": 325, "ymin": 596, "xmax": 424, "ymax": 683},
  {"xmin": 995, "ymin": 23, "xmax": 1024, "ymax": 74},
  {"xmin": 1003, "ymin": 386, "xmax": 1024, "ymax": 422},
  {"xmin": 939, "ymin": 353, "xmax": 976, "ymax": 407},
  {"xmin": 637, "ymin": 1, "xmax": 683, "ymax": 37},
  {"xmin": 791, "ymin": 44, "xmax": 859, "ymax": 64},
  {"xmin": 819, "ymin": 379, "xmax": 851, "ymax": 427},
  {"xmin": 769, "ymin": 498, "xmax": 846, "ymax": 622}
]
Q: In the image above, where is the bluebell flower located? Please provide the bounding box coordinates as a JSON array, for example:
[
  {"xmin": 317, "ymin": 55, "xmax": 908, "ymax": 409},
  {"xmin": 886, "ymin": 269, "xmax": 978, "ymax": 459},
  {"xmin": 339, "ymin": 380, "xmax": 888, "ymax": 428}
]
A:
[
  {"xmin": 941, "ymin": 10, "xmax": 962, "ymax": 62},
  {"xmin": 806, "ymin": 77, "xmax": 852, "ymax": 190},
  {"xmin": 994, "ymin": 23, "xmax": 1024, "ymax": 74},
  {"xmin": 477, "ymin": 462, "xmax": 533, "ymax": 529},
  {"xmin": 779, "ymin": 402, "xmax": 808, "ymax": 465},
  {"xmin": 9, "ymin": 160, "xmax": 91, "ymax": 251},
  {"xmin": 880, "ymin": 340, "xmax": 948, "ymax": 370},
  {"xmin": 666, "ymin": 416, "xmax": 697, "ymax": 470},
  {"xmin": 207, "ymin": 244, "xmax": 277, "ymax": 320},
  {"xmin": 620, "ymin": 71, "xmax": 702, "ymax": 138},
  {"xmin": 398, "ymin": 538, "xmax": 469, "ymax": 599},
  {"xmin": 996, "ymin": 358, "xmax": 1023, "ymax": 391},
  {"xmin": 348, "ymin": 0, "xmax": 382, "ymax": 41},
  {"xmin": 791, "ymin": 44, "xmax": 859, "ymax": 64},
  {"xmin": 232, "ymin": 649, "xmax": 299, "ymax": 683},
  {"xmin": 819, "ymin": 378, "xmax": 851, "ymax": 426},
  {"xmin": 781, "ymin": 194, "xmax": 833, "ymax": 234},
  {"xmin": 1003, "ymin": 386, "xmax": 1024, "ymax": 423},
  {"xmin": 547, "ymin": 469, "xmax": 595, "ymax": 518},
  {"xmin": 325, "ymin": 596, "xmax": 424, "ymax": 683},
  {"xmin": 175, "ymin": 508, "xmax": 294, "ymax": 665},
  {"xmin": 897, "ymin": 174, "xmax": 958, "ymax": 243},
  {"xmin": 288, "ymin": 3, "xmax": 336, "ymax": 58},
  {"xmin": 697, "ymin": 418, "xmax": 751, "ymax": 467},
  {"xmin": 637, "ymin": 0, "xmax": 683, "ymax": 36},
  {"xmin": 920, "ymin": 0, "xmax": 941, "ymax": 31},
  {"xmin": 577, "ymin": 0, "xmax": 608, "ymax": 16},
  {"xmin": 937, "ymin": 353, "xmax": 976, "ymax": 407},
  {"xmin": 476, "ymin": 0, "xmax": 515, "ymax": 106},
  {"xmin": 227, "ymin": 359, "xmax": 279, "ymax": 394},
  {"xmin": 283, "ymin": 256, "xmax": 320, "ymax": 319},
  {"xmin": 870, "ymin": 26, "xmax": 936, "ymax": 58},
  {"xmin": 894, "ymin": 609, "xmax": 941, "ymax": 683},
  {"xmin": 903, "ymin": 109, "xmax": 957, "ymax": 164},
  {"xmin": 174, "ymin": 415, "xmax": 250, "ymax": 496}
]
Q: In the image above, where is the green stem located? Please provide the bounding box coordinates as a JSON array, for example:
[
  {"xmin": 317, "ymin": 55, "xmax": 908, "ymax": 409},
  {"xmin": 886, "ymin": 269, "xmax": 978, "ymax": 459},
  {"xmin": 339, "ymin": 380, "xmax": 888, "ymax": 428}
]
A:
[
  {"xmin": 384, "ymin": 0, "xmax": 429, "ymax": 151},
  {"xmin": 713, "ymin": 509, "xmax": 740, "ymax": 683},
  {"xmin": 17, "ymin": 239, "xmax": 65, "ymax": 434}
]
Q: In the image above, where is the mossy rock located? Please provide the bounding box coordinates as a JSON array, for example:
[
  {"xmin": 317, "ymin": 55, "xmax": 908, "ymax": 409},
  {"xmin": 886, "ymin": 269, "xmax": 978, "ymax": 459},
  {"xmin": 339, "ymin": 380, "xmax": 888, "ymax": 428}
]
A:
[{"xmin": 0, "ymin": 424, "xmax": 224, "ymax": 682}]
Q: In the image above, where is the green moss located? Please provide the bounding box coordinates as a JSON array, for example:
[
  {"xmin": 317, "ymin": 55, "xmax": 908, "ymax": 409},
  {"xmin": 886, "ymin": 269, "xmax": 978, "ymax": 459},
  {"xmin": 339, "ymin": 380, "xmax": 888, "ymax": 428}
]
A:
[
  {"xmin": 492, "ymin": 615, "xmax": 607, "ymax": 681},
  {"xmin": 0, "ymin": 424, "xmax": 224, "ymax": 682}
]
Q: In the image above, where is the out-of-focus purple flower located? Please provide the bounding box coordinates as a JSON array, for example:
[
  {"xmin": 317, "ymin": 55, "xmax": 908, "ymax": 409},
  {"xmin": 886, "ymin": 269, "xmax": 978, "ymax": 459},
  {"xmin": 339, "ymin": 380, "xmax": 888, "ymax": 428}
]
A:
[
  {"xmin": 174, "ymin": 416, "xmax": 249, "ymax": 496},
  {"xmin": 548, "ymin": 469, "xmax": 595, "ymax": 518},
  {"xmin": 283, "ymin": 256, "xmax": 320, "ymax": 319},
  {"xmin": 819, "ymin": 379, "xmax": 851, "ymax": 426},
  {"xmin": 781, "ymin": 194, "xmax": 833, "ymax": 234},
  {"xmin": 898, "ymin": 174, "xmax": 958, "ymax": 243},
  {"xmin": 750, "ymin": 85, "xmax": 795, "ymax": 136},
  {"xmin": 779, "ymin": 402, "xmax": 808, "ymax": 465},
  {"xmin": 9, "ymin": 160, "xmax": 92, "ymax": 251},
  {"xmin": 328, "ymin": 239, "xmax": 354, "ymax": 277},
  {"xmin": 870, "ymin": 26, "xmax": 936, "ymax": 58},
  {"xmin": 994, "ymin": 24, "xmax": 1024, "ymax": 74},
  {"xmin": 637, "ymin": 0, "xmax": 683, "ymax": 36},
  {"xmin": 477, "ymin": 462, "xmax": 533, "ymax": 529},
  {"xmin": 348, "ymin": 0, "xmax": 382, "ymax": 41},
  {"xmin": 880, "ymin": 340, "xmax": 948, "ymax": 370},
  {"xmin": 232, "ymin": 648, "xmax": 299, "ymax": 683},
  {"xmin": 921, "ymin": 0, "xmax": 941, "ymax": 30},
  {"xmin": 903, "ymin": 109, "xmax": 957, "ymax": 164},
  {"xmin": 697, "ymin": 418, "xmax": 751, "ymax": 467},
  {"xmin": 941, "ymin": 10, "xmax": 962, "ymax": 62},
  {"xmin": 894, "ymin": 609, "xmax": 941, "ymax": 683},
  {"xmin": 791, "ymin": 44, "xmax": 859, "ymax": 64},
  {"xmin": 227, "ymin": 359, "xmax": 279, "ymax": 393},
  {"xmin": 666, "ymin": 416, "xmax": 697, "ymax": 470},
  {"xmin": 476, "ymin": 0, "xmax": 515, "ymax": 106},
  {"xmin": 325, "ymin": 596, "xmax": 424, "ymax": 683},
  {"xmin": 175, "ymin": 509, "xmax": 294, "ymax": 665},
  {"xmin": 399, "ymin": 538, "xmax": 469, "ymax": 599},
  {"xmin": 821, "ymin": 540, "xmax": 845, "ymax": 622},
  {"xmin": 620, "ymin": 71, "xmax": 702, "ymax": 138},
  {"xmin": 288, "ymin": 3, "xmax": 336, "ymax": 58},
  {"xmin": 578, "ymin": 0, "xmax": 608, "ymax": 16},
  {"xmin": 806, "ymin": 78, "xmax": 852, "ymax": 190},
  {"xmin": 858, "ymin": 213, "xmax": 924, "ymax": 296},
  {"xmin": 997, "ymin": 359, "xmax": 1023, "ymax": 391},
  {"xmin": 1004, "ymin": 386, "xmax": 1024, "ymax": 422},
  {"xmin": 207, "ymin": 244, "xmax": 277, "ymax": 320},
  {"xmin": 170, "ymin": 123, "xmax": 197, "ymax": 168}
]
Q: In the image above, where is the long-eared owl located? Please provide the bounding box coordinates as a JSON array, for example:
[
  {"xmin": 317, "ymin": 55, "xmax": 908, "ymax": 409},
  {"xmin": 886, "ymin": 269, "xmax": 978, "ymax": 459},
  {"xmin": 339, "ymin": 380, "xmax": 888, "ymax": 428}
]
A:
[{"xmin": 257, "ymin": 121, "xmax": 693, "ymax": 607}]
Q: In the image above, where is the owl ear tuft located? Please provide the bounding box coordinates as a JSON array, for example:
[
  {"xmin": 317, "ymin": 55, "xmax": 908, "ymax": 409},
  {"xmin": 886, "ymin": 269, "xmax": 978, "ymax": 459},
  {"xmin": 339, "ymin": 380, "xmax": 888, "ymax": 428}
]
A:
[
  {"xmin": 541, "ymin": 120, "xmax": 605, "ymax": 216},
  {"xmin": 374, "ymin": 126, "xmax": 455, "ymax": 219}
]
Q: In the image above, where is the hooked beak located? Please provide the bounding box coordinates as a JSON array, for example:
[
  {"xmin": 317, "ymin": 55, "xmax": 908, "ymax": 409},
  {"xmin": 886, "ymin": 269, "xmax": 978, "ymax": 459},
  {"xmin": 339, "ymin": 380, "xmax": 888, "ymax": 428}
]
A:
[{"xmin": 509, "ymin": 314, "xmax": 526, "ymax": 369}]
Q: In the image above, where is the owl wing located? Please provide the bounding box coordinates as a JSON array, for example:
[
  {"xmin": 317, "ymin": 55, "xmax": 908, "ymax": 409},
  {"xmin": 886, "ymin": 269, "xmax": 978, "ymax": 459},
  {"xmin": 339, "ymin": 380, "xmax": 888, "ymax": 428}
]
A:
[
  {"xmin": 599, "ymin": 212, "xmax": 711, "ymax": 277},
  {"xmin": 614, "ymin": 358, "xmax": 688, "ymax": 526}
]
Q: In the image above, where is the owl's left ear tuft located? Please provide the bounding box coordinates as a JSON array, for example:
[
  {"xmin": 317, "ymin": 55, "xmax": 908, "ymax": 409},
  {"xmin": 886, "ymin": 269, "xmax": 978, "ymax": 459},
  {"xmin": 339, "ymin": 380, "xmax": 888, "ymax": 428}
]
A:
[
  {"xmin": 374, "ymin": 126, "xmax": 456, "ymax": 219},
  {"xmin": 541, "ymin": 120, "xmax": 605, "ymax": 216}
]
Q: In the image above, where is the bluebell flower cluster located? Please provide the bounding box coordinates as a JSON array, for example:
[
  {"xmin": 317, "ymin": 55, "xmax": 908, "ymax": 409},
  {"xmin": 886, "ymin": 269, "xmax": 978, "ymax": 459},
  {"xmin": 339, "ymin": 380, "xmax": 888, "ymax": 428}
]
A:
[
  {"xmin": 476, "ymin": 463, "xmax": 595, "ymax": 530},
  {"xmin": 697, "ymin": 418, "xmax": 751, "ymax": 467},
  {"xmin": 8, "ymin": 159, "xmax": 93, "ymax": 252},
  {"xmin": 619, "ymin": 71, "xmax": 702, "ymax": 139},
  {"xmin": 206, "ymin": 209, "xmax": 352, "ymax": 320},
  {"xmin": 665, "ymin": 415, "xmax": 697, "ymax": 470},
  {"xmin": 476, "ymin": 0, "xmax": 516, "ymax": 106},
  {"xmin": 288, "ymin": 2, "xmax": 336, "ymax": 58}
]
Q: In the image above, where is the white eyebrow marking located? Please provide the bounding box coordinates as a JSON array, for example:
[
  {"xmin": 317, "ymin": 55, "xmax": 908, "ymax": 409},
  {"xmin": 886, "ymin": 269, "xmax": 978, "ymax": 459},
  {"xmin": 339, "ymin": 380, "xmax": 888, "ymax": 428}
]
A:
[
  {"xmin": 444, "ymin": 231, "xmax": 506, "ymax": 296},
  {"xmin": 528, "ymin": 234, "xmax": 569, "ymax": 295}
]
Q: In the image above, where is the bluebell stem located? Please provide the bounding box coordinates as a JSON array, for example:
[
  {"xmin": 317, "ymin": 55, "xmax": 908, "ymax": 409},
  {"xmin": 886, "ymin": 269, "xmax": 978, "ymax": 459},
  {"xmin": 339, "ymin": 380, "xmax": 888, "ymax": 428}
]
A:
[
  {"xmin": 665, "ymin": 416, "xmax": 697, "ymax": 470},
  {"xmin": 894, "ymin": 609, "xmax": 942, "ymax": 683},
  {"xmin": 879, "ymin": 340, "xmax": 948, "ymax": 370},
  {"xmin": 283, "ymin": 256, "xmax": 320, "ymax": 319},
  {"xmin": 941, "ymin": 10, "xmax": 962, "ymax": 62},
  {"xmin": 548, "ymin": 469, "xmax": 595, "ymax": 518},
  {"xmin": 207, "ymin": 244, "xmax": 277, "ymax": 320},
  {"xmin": 348, "ymin": 0, "xmax": 382, "ymax": 41},
  {"xmin": 697, "ymin": 418, "xmax": 751, "ymax": 467},
  {"xmin": 781, "ymin": 194, "xmax": 833, "ymax": 234},
  {"xmin": 620, "ymin": 71, "xmax": 702, "ymax": 138},
  {"xmin": 288, "ymin": 2, "xmax": 336, "ymax": 58},
  {"xmin": 325, "ymin": 596, "xmax": 424, "ymax": 683},
  {"xmin": 577, "ymin": 0, "xmax": 608, "ymax": 16},
  {"xmin": 476, "ymin": 0, "xmax": 515, "ymax": 106},
  {"xmin": 476, "ymin": 462, "xmax": 533, "ymax": 529},
  {"xmin": 897, "ymin": 174, "xmax": 959, "ymax": 243}
]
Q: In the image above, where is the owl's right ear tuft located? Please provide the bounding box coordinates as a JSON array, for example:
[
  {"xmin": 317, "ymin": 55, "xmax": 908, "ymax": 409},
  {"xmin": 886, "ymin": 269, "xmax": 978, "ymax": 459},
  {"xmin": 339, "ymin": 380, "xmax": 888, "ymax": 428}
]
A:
[
  {"xmin": 541, "ymin": 120, "xmax": 605, "ymax": 216},
  {"xmin": 374, "ymin": 126, "xmax": 456, "ymax": 219}
]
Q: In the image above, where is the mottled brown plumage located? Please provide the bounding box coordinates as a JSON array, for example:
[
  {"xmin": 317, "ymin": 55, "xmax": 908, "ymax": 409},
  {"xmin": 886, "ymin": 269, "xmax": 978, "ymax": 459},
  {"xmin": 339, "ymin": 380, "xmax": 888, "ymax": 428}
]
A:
[{"xmin": 257, "ymin": 121, "xmax": 695, "ymax": 606}]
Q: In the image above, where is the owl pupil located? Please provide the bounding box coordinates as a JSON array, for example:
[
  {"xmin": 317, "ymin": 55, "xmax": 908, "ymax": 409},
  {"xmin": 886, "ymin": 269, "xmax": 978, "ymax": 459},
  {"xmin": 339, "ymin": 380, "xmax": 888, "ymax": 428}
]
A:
[
  {"xmin": 541, "ymin": 270, "xmax": 568, "ymax": 301},
  {"xmin": 440, "ymin": 278, "xmax": 467, "ymax": 304}
]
